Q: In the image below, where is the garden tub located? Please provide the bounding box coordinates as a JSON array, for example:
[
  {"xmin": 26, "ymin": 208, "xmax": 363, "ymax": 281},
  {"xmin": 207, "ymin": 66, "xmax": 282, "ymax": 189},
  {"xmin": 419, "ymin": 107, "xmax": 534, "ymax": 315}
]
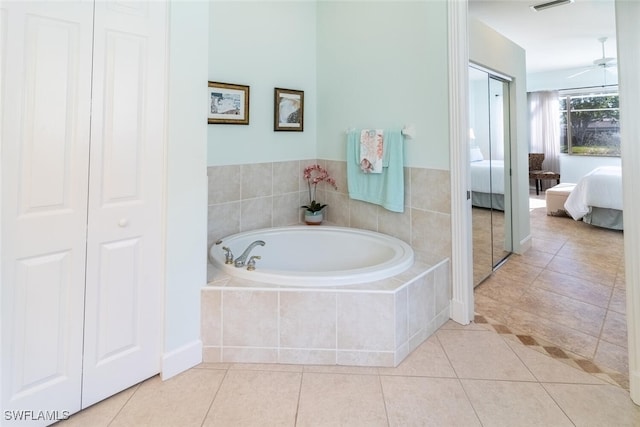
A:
[{"xmin": 209, "ymin": 225, "xmax": 414, "ymax": 286}]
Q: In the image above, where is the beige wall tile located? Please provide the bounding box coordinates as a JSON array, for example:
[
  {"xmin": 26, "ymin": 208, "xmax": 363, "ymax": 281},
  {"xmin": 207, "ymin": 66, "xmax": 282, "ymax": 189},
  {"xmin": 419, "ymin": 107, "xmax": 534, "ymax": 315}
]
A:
[
  {"xmin": 349, "ymin": 199, "xmax": 378, "ymax": 231},
  {"xmin": 222, "ymin": 347, "xmax": 278, "ymax": 364},
  {"xmin": 223, "ymin": 290, "xmax": 278, "ymax": 347},
  {"xmin": 208, "ymin": 202, "xmax": 240, "ymax": 247},
  {"xmin": 280, "ymin": 292, "xmax": 336, "ymax": 349},
  {"xmin": 273, "ymin": 160, "xmax": 299, "ymax": 195},
  {"xmin": 241, "ymin": 162, "xmax": 273, "ymax": 199},
  {"xmin": 240, "ymin": 197, "xmax": 273, "ymax": 230},
  {"xmin": 408, "ymin": 273, "xmax": 435, "ymax": 337},
  {"xmin": 208, "ymin": 165, "xmax": 241, "ymax": 204},
  {"xmin": 272, "ymin": 193, "xmax": 300, "ymax": 226},
  {"xmin": 395, "ymin": 287, "xmax": 408, "ymax": 347},
  {"xmin": 201, "ymin": 290, "xmax": 222, "ymax": 346},
  {"xmin": 337, "ymin": 292, "xmax": 394, "ymax": 351}
]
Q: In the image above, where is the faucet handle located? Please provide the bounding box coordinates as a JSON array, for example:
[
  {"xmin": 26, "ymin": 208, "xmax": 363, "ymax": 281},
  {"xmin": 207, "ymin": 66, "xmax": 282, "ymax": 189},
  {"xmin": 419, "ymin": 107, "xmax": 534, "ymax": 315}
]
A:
[
  {"xmin": 222, "ymin": 246, "xmax": 234, "ymax": 264},
  {"xmin": 247, "ymin": 255, "xmax": 261, "ymax": 271}
]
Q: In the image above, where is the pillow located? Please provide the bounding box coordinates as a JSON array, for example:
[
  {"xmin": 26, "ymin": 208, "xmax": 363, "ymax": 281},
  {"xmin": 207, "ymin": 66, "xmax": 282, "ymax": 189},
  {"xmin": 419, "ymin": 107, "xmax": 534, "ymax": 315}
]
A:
[{"xmin": 469, "ymin": 146, "xmax": 484, "ymax": 162}]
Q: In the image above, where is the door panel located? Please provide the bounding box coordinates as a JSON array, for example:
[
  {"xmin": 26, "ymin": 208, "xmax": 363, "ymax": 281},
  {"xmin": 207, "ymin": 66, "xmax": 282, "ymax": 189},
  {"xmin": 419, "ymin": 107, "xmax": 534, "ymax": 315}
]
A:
[
  {"xmin": 1, "ymin": 1, "xmax": 94, "ymax": 420},
  {"xmin": 470, "ymin": 65, "xmax": 513, "ymax": 287},
  {"xmin": 81, "ymin": 1, "xmax": 166, "ymax": 408}
]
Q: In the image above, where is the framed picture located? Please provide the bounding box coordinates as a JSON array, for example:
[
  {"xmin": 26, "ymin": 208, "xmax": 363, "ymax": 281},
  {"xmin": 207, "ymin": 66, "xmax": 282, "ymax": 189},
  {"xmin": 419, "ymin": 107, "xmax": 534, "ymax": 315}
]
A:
[
  {"xmin": 208, "ymin": 81, "xmax": 250, "ymax": 125},
  {"xmin": 274, "ymin": 88, "xmax": 304, "ymax": 131}
]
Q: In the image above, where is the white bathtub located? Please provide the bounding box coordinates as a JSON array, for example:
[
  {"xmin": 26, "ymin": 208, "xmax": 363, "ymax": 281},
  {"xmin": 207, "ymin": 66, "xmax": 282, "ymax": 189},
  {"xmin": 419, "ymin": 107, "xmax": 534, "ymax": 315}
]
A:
[{"xmin": 209, "ymin": 226, "xmax": 414, "ymax": 286}]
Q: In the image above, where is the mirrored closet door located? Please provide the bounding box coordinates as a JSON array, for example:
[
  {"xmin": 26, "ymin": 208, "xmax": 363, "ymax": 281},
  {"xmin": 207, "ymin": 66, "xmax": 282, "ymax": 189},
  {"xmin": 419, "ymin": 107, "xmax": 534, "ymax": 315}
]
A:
[{"xmin": 469, "ymin": 65, "xmax": 513, "ymax": 286}]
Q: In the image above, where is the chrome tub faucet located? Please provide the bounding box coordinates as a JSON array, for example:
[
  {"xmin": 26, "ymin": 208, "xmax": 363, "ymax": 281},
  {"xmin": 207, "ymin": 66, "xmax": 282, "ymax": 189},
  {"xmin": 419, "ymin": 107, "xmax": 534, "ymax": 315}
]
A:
[{"xmin": 234, "ymin": 240, "xmax": 266, "ymax": 267}]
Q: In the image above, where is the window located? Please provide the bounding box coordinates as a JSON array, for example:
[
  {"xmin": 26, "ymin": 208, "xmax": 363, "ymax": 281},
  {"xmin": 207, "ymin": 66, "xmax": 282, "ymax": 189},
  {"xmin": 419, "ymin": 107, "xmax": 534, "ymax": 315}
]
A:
[{"xmin": 559, "ymin": 90, "xmax": 620, "ymax": 156}]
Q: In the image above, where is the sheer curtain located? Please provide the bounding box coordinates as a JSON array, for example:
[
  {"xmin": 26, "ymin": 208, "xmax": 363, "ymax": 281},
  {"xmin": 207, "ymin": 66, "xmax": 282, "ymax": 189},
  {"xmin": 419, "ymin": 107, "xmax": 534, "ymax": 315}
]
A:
[{"xmin": 528, "ymin": 90, "xmax": 560, "ymax": 174}]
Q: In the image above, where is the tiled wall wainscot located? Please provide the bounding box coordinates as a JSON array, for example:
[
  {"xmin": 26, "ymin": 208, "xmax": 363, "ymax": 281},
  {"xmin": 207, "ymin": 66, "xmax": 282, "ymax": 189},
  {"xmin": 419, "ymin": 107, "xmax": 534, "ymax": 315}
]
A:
[{"xmin": 207, "ymin": 160, "xmax": 451, "ymax": 266}]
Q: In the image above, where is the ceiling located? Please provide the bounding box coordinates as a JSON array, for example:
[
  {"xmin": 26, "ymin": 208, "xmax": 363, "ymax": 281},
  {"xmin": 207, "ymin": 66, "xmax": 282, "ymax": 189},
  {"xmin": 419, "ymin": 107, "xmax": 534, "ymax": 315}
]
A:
[{"xmin": 468, "ymin": 0, "xmax": 617, "ymax": 75}]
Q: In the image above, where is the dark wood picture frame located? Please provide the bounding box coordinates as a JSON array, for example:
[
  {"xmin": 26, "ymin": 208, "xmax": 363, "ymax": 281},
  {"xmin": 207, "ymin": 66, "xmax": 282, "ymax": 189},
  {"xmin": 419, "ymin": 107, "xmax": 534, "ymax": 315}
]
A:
[
  {"xmin": 274, "ymin": 88, "xmax": 304, "ymax": 131},
  {"xmin": 208, "ymin": 81, "xmax": 250, "ymax": 125}
]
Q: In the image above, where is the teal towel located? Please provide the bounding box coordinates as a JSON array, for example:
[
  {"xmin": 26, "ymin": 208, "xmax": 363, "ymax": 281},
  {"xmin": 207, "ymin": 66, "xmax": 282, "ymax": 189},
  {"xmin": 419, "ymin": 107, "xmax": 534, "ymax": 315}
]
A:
[{"xmin": 347, "ymin": 129, "xmax": 404, "ymax": 212}]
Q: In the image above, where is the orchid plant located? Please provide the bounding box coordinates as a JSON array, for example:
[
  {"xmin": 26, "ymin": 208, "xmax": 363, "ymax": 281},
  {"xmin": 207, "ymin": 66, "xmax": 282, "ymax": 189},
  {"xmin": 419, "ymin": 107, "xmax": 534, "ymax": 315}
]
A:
[{"xmin": 301, "ymin": 164, "xmax": 338, "ymax": 213}]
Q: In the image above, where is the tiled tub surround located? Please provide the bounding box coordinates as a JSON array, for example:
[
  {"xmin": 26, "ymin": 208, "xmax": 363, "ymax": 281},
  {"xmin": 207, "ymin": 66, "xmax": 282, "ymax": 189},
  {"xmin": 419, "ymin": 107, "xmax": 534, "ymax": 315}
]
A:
[
  {"xmin": 202, "ymin": 258, "xmax": 451, "ymax": 367},
  {"xmin": 207, "ymin": 160, "xmax": 451, "ymax": 266}
]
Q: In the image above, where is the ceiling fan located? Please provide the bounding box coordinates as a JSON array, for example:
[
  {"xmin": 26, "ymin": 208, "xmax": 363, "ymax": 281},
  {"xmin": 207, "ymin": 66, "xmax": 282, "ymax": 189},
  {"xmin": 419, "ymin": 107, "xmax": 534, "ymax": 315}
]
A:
[{"xmin": 568, "ymin": 37, "xmax": 617, "ymax": 79}]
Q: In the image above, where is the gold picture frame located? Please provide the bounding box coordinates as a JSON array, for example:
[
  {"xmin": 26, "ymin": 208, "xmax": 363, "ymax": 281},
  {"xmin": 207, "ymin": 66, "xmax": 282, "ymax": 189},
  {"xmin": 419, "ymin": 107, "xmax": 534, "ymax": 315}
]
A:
[
  {"xmin": 274, "ymin": 88, "xmax": 304, "ymax": 131},
  {"xmin": 208, "ymin": 81, "xmax": 250, "ymax": 125}
]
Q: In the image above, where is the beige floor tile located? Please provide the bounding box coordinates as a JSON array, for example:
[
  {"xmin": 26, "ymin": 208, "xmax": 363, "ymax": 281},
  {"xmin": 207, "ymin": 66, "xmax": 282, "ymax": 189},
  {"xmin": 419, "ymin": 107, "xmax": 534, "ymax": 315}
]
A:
[
  {"xmin": 504, "ymin": 339, "xmax": 606, "ymax": 385},
  {"xmin": 601, "ymin": 310, "xmax": 628, "ymax": 348},
  {"xmin": 491, "ymin": 259, "xmax": 544, "ymax": 285},
  {"xmin": 502, "ymin": 306, "xmax": 599, "ymax": 359},
  {"xmin": 110, "ymin": 369, "xmax": 225, "ymax": 427},
  {"xmin": 509, "ymin": 249, "xmax": 555, "ymax": 268},
  {"xmin": 202, "ymin": 370, "xmax": 301, "ymax": 426},
  {"xmin": 530, "ymin": 236, "xmax": 564, "ymax": 255},
  {"xmin": 462, "ymin": 379, "xmax": 574, "ymax": 426},
  {"xmin": 543, "ymin": 383, "xmax": 640, "ymax": 426},
  {"xmin": 58, "ymin": 384, "xmax": 139, "ymax": 427},
  {"xmin": 546, "ymin": 255, "xmax": 617, "ymax": 287},
  {"xmin": 437, "ymin": 329, "xmax": 536, "ymax": 381},
  {"xmin": 439, "ymin": 319, "xmax": 487, "ymax": 331},
  {"xmin": 594, "ymin": 340, "xmax": 629, "ymax": 375},
  {"xmin": 193, "ymin": 362, "xmax": 231, "ymax": 370},
  {"xmin": 377, "ymin": 334, "xmax": 456, "ymax": 378},
  {"xmin": 532, "ymin": 269, "xmax": 613, "ymax": 308},
  {"xmin": 228, "ymin": 362, "xmax": 303, "ymax": 372},
  {"xmin": 475, "ymin": 193, "xmax": 630, "ymax": 388},
  {"xmin": 609, "ymin": 287, "xmax": 627, "ymax": 314},
  {"xmin": 296, "ymin": 372, "xmax": 387, "ymax": 426},
  {"xmin": 473, "ymin": 293, "xmax": 514, "ymax": 326},
  {"xmin": 302, "ymin": 364, "xmax": 379, "ymax": 375},
  {"xmin": 513, "ymin": 287, "xmax": 607, "ymax": 337},
  {"xmin": 381, "ymin": 376, "xmax": 481, "ymax": 426},
  {"xmin": 556, "ymin": 241, "xmax": 623, "ymax": 267},
  {"xmin": 475, "ymin": 275, "xmax": 529, "ymax": 306}
]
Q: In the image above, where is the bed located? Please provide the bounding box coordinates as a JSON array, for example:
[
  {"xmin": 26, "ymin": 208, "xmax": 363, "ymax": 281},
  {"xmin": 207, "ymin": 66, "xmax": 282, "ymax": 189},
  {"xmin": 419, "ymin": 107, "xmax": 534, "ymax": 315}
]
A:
[
  {"xmin": 564, "ymin": 165, "xmax": 623, "ymax": 230},
  {"xmin": 470, "ymin": 154, "xmax": 505, "ymax": 211}
]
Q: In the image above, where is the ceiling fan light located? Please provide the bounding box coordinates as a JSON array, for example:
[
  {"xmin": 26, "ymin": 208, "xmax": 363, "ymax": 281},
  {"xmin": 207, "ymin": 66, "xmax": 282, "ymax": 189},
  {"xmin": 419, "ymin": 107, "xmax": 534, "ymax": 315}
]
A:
[{"xmin": 530, "ymin": 0, "xmax": 574, "ymax": 12}]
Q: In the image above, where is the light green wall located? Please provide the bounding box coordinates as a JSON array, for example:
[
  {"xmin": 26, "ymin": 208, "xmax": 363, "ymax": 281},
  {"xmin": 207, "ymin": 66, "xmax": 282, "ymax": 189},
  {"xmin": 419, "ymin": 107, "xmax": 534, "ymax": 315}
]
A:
[
  {"xmin": 165, "ymin": 2, "xmax": 209, "ymax": 355},
  {"xmin": 316, "ymin": 1, "xmax": 450, "ymax": 169},
  {"xmin": 208, "ymin": 1, "xmax": 317, "ymax": 165},
  {"xmin": 208, "ymin": 1, "xmax": 450, "ymax": 170}
]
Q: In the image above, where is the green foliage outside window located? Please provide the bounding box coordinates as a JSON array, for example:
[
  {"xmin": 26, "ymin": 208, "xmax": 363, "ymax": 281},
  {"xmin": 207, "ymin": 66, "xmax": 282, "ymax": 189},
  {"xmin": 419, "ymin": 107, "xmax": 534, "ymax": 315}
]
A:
[{"xmin": 559, "ymin": 92, "xmax": 620, "ymax": 156}]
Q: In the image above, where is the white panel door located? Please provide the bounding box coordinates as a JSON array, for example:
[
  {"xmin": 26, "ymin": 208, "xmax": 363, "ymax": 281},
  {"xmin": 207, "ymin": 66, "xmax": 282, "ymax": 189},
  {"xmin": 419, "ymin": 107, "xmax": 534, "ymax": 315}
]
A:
[
  {"xmin": 81, "ymin": 0, "xmax": 166, "ymax": 408},
  {"xmin": 1, "ymin": 0, "xmax": 94, "ymax": 422}
]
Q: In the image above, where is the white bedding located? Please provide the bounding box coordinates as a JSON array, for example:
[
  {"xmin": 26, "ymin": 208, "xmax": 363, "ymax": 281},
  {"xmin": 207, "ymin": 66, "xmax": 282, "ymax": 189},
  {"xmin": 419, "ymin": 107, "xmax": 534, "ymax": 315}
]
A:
[
  {"xmin": 470, "ymin": 160, "xmax": 505, "ymax": 195},
  {"xmin": 564, "ymin": 166, "xmax": 623, "ymax": 220}
]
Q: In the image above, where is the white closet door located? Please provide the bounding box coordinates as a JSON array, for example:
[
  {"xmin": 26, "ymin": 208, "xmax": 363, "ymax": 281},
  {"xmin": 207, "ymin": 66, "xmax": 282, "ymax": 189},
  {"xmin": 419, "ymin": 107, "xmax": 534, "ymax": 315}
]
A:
[
  {"xmin": 81, "ymin": 1, "xmax": 166, "ymax": 408},
  {"xmin": 1, "ymin": 0, "xmax": 94, "ymax": 420}
]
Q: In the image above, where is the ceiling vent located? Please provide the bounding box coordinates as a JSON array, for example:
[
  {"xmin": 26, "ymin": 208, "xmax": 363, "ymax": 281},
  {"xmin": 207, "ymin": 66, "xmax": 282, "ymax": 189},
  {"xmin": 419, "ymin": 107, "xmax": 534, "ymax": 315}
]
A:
[{"xmin": 530, "ymin": 0, "xmax": 574, "ymax": 12}]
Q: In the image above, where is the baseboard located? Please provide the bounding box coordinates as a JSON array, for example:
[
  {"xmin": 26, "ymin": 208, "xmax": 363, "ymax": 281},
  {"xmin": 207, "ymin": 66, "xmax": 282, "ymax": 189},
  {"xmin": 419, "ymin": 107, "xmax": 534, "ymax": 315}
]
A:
[
  {"xmin": 161, "ymin": 339, "xmax": 203, "ymax": 380},
  {"xmin": 631, "ymin": 369, "xmax": 640, "ymax": 405},
  {"xmin": 519, "ymin": 233, "xmax": 532, "ymax": 254}
]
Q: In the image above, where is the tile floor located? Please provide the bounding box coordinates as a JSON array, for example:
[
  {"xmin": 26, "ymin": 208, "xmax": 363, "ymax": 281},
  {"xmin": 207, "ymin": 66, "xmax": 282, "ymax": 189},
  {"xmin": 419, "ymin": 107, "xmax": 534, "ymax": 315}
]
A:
[
  {"xmin": 58, "ymin": 320, "xmax": 640, "ymax": 426},
  {"xmin": 475, "ymin": 192, "xmax": 628, "ymax": 382},
  {"xmin": 58, "ymin": 192, "xmax": 640, "ymax": 426}
]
